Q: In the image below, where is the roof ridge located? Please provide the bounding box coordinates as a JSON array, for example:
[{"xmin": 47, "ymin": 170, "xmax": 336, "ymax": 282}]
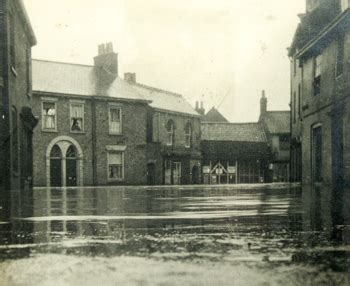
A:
[
  {"xmin": 33, "ymin": 59, "xmax": 94, "ymax": 68},
  {"xmin": 134, "ymin": 82, "xmax": 183, "ymax": 98}
]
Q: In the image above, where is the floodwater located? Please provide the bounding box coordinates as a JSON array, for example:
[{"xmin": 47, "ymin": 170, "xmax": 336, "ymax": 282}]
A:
[{"xmin": 0, "ymin": 184, "xmax": 349, "ymax": 286}]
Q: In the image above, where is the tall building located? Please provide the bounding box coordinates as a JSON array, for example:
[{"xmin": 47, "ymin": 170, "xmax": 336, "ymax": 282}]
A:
[
  {"xmin": 0, "ymin": 0, "xmax": 37, "ymax": 219},
  {"xmin": 289, "ymin": 0, "xmax": 350, "ymax": 186}
]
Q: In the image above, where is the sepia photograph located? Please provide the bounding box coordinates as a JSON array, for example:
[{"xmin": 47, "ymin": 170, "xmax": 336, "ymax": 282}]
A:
[{"xmin": 0, "ymin": 0, "xmax": 350, "ymax": 285}]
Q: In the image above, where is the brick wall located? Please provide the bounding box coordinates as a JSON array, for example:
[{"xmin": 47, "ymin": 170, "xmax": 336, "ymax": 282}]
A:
[{"xmin": 32, "ymin": 94, "xmax": 150, "ymax": 186}]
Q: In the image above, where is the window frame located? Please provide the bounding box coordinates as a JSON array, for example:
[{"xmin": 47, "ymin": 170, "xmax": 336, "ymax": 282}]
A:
[
  {"xmin": 70, "ymin": 100, "xmax": 85, "ymax": 133},
  {"xmin": 108, "ymin": 104, "xmax": 122, "ymax": 135},
  {"xmin": 41, "ymin": 98, "xmax": 58, "ymax": 132},
  {"xmin": 107, "ymin": 151, "xmax": 124, "ymax": 182},
  {"xmin": 313, "ymin": 54, "xmax": 322, "ymax": 96},
  {"xmin": 185, "ymin": 122, "xmax": 192, "ymax": 148},
  {"xmin": 166, "ymin": 120, "xmax": 175, "ymax": 147}
]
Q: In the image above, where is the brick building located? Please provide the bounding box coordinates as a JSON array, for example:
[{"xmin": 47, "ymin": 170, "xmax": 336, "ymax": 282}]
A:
[
  {"xmin": 289, "ymin": 0, "xmax": 350, "ymax": 186},
  {"xmin": 0, "ymin": 0, "xmax": 37, "ymax": 219},
  {"xmin": 125, "ymin": 74, "xmax": 202, "ymax": 185},
  {"xmin": 31, "ymin": 44, "xmax": 201, "ymax": 187},
  {"xmin": 259, "ymin": 92, "xmax": 290, "ymax": 182}
]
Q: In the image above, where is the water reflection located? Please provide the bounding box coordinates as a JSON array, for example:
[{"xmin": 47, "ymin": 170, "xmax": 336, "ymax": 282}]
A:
[{"xmin": 1, "ymin": 184, "xmax": 350, "ymax": 284}]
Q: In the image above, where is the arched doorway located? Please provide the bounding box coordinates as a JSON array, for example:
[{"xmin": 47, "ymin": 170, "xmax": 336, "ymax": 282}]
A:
[
  {"xmin": 191, "ymin": 165, "xmax": 200, "ymax": 184},
  {"xmin": 50, "ymin": 145, "xmax": 62, "ymax": 187},
  {"xmin": 66, "ymin": 145, "xmax": 78, "ymax": 187},
  {"xmin": 46, "ymin": 136, "xmax": 83, "ymax": 187}
]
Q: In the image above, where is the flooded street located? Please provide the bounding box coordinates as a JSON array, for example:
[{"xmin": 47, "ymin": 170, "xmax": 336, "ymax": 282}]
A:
[{"xmin": 0, "ymin": 184, "xmax": 349, "ymax": 285}]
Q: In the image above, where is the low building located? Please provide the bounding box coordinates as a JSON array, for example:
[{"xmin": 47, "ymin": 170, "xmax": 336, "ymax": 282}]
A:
[
  {"xmin": 259, "ymin": 92, "xmax": 290, "ymax": 182},
  {"xmin": 201, "ymin": 122, "xmax": 270, "ymax": 184},
  {"xmin": 0, "ymin": 0, "xmax": 37, "ymax": 219}
]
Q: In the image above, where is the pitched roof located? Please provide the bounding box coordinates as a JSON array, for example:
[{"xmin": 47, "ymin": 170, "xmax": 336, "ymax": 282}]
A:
[
  {"xmin": 201, "ymin": 122, "xmax": 267, "ymax": 143},
  {"xmin": 32, "ymin": 60, "xmax": 147, "ymax": 102},
  {"xmin": 131, "ymin": 83, "xmax": 199, "ymax": 116},
  {"xmin": 202, "ymin": 107, "xmax": 229, "ymax": 122},
  {"xmin": 261, "ymin": 111, "xmax": 290, "ymax": 134}
]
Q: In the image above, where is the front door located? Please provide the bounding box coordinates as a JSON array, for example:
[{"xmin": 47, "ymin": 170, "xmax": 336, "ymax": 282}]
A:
[
  {"xmin": 147, "ymin": 163, "xmax": 156, "ymax": 185},
  {"xmin": 66, "ymin": 145, "xmax": 77, "ymax": 187},
  {"xmin": 50, "ymin": 145, "xmax": 62, "ymax": 187}
]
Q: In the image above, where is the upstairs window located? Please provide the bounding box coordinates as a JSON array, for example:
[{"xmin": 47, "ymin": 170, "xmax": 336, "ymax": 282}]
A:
[
  {"xmin": 336, "ymin": 34, "xmax": 345, "ymax": 77},
  {"xmin": 108, "ymin": 152, "xmax": 124, "ymax": 181},
  {"xmin": 313, "ymin": 54, "xmax": 322, "ymax": 96},
  {"xmin": 166, "ymin": 120, "xmax": 174, "ymax": 146},
  {"xmin": 109, "ymin": 106, "xmax": 122, "ymax": 134},
  {"xmin": 293, "ymin": 92, "xmax": 297, "ymax": 124},
  {"xmin": 42, "ymin": 101, "xmax": 57, "ymax": 131},
  {"xmin": 279, "ymin": 134, "xmax": 290, "ymax": 150},
  {"xmin": 70, "ymin": 102, "xmax": 84, "ymax": 132},
  {"xmin": 9, "ymin": 12, "xmax": 16, "ymax": 68},
  {"xmin": 185, "ymin": 122, "xmax": 192, "ymax": 148}
]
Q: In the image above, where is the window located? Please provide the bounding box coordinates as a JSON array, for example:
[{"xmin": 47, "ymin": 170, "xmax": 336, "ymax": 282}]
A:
[
  {"xmin": 336, "ymin": 35, "xmax": 345, "ymax": 77},
  {"xmin": 166, "ymin": 120, "xmax": 174, "ymax": 146},
  {"xmin": 108, "ymin": 152, "xmax": 124, "ymax": 181},
  {"xmin": 312, "ymin": 125, "xmax": 322, "ymax": 182},
  {"xmin": 109, "ymin": 106, "xmax": 122, "ymax": 134},
  {"xmin": 313, "ymin": 54, "xmax": 322, "ymax": 96},
  {"xmin": 70, "ymin": 102, "xmax": 84, "ymax": 132},
  {"xmin": 279, "ymin": 135, "xmax": 290, "ymax": 150},
  {"xmin": 185, "ymin": 122, "xmax": 192, "ymax": 148},
  {"xmin": 9, "ymin": 12, "xmax": 15, "ymax": 67},
  {"xmin": 11, "ymin": 107, "xmax": 18, "ymax": 172},
  {"xmin": 42, "ymin": 101, "xmax": 57, "ymax": 131},
  {"xmin": 293, "ymin": 57, "xmax": 297, "ymax": 77}
]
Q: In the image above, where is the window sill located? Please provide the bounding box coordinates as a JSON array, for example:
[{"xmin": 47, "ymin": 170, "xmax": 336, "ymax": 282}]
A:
[
  {"xmin": 70, "ymin": 131, "xmax": 85, "ymax": 134},
  {"xmin": 42, "ymin": 129, "xmax": 58, "ymax": 133}
]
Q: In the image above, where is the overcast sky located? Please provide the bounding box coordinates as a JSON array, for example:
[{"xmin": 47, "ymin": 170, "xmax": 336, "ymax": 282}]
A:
[{"xmin": 23, "ymin": 0, "xmax": 305, "ymax": 122}]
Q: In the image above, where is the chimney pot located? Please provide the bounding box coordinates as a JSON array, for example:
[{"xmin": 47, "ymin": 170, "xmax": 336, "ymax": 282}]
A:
[
  {"xmin": 98, "ymin": 44, "xmax": 106, "ymax": 55},
  {"xmin": 262, "ymin": 90, "xmax": 266, "ymax": 98},
  {"xmin": 124, "ymin": 72, "xmax": 136, "ymax": 84},
  {"xmin": 195, "ymin": 101, "xmax": 199, "ymax": 109},
  {"xmin": 106, "ymin": 42, "xmax": 114, "ymax": 54},
  {"xmin": 200, "ymin": 101, "xmax": 203, "ymax": 109}
]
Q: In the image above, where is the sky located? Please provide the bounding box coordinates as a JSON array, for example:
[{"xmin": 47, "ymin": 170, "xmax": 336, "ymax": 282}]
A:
[{"xmin": 23, "ymin": 0, "xmax": 305, "ymax": 122}]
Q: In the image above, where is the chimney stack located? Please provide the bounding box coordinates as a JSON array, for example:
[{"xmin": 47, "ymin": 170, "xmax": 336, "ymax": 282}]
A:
[
  {"xmin": 195, "ymin": 100, "xmax": 205, "ymax": 115},
  {"xmin": 94, "ymin": 42, "xmax": 118, "ymax": 77},
  {"xmin": 260, "ymin": 90, "xmax": 267, "ymax": 116},
  {"xmin": 124, "ymin": 73, "xmax": 136, "ymax": 84}
]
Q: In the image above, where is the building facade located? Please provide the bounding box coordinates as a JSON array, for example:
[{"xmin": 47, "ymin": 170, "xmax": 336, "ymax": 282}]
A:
[
  {"xmin": 126, "ymin": 75, "xmax": 202, "ymax": 185},
  {"xmin": 0, "ymin": 0, "xmax": 37, "ymax": 219},
  {"xmin": 289, "ymin": 0, "xmax": 350, "ymax": 186},
  {"xmin": 31, "ymin": 45, "xmax": 201, "ymax": 187},
  {"xmin": 259, "ymin": 92, "xmax": 291, "ymax": 182}
]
